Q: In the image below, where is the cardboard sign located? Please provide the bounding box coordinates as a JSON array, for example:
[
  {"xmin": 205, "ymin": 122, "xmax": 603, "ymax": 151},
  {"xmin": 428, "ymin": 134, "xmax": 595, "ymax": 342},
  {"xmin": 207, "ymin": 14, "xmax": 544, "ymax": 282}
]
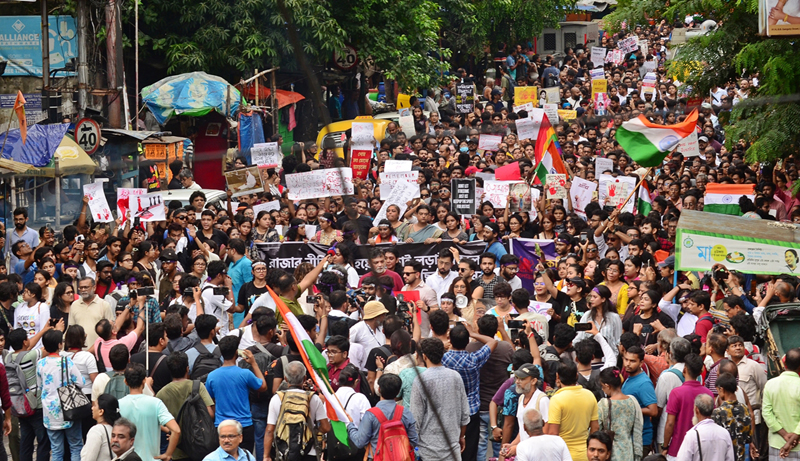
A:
[
  {"xmin": 595, "ymin": 157, "xmax": 614, "ymax": 175},
  {"xmin": 374, "ymin": 180, "xmax": 418, "ymax": 223},
  {"xmin": 455, "ymin": 84, "xmax": 475, "ymax": 114},
  {"xmin": 590, "ymin": 68, "xmax": 605, "ymax": 81},
  {"xmin": 83, "ymin": 181, "xmax": 113, "ymax": 223},
  {"xmin": 251, "ymin": 142, "xmax": 282, "ymax": 167},
  {"xmin": 591, "ymin": 47, "xmax": 607, "ymax": 67},
  {"xmin": 599, "ymin": 174, "xmax": 637, "ymax": 213},
  {"xmin": 509, "ymin": 183, "xmax": 532, "ymax": 212},
  {"xmin": 451, "ymin": 178, "xmax": 476, "ymax": 215},
  {"xmin": 384, "ymin": 159, "xmax": 412, "ymax": 172},
  {"xmin": 543, "ymin": 104, "xmax": 559, "ymax": 125},
  {"xmin": 557, "ymin": 110, "xmax": 577, "ymax": 121},
  {"xmin": 350, "ymin": 122, "xmax": 375, "ymax": 144},
  {"xmin": 516, "ymin": 108, "xmax": 545, "ymax": 141},
  {"xmin": 379, "ymin": 171, "xmax": 420, "ymax": 197},
  {"xmin": 545, "ymin": 174, "xmax": 567, "ymax": 199},
  {"xmin": 225, "ymin": 166, "xmax": 265, "ymax": 198},
  {"xmin": 513, "ymin": 86, "xmax": 539, "ymax": 107},
  {"xmin": 116, "ymin": 188, "xmax": 147, "ymax": 226},
  {"xmin": 132, "ymin": 193, "xmax": 166, "ymax": 222},
  {"xmin": 350, "ymin": 148, "xmax": 372, "ymax": 180},
  {"xmin": 592, "ymin": 79, "xmax": 607, "ymax": 95},
  {"xmin": 569, "ymin": 176, "xmax": 597, "ymax": 218},
  {"xmin": 286, "ymin": 168, "xmax": 355, "ymax": 200},
  {"xmin": 676, "ymin": 131, "xmax": 700, "ymax": 157},
  {"xmin": 484, "ymin": 180, "xmax": 516, "ymax": 208},
  {"xmin": 478, "ymin": 134, "xmax": 502, "ymax": 152}
]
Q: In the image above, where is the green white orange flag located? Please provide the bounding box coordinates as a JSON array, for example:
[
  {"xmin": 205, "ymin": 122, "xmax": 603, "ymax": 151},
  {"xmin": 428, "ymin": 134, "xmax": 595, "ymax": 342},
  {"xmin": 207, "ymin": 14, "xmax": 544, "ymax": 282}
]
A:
[
  {"xmin": 704, "ymin": 183, "xmax": 756, "ymax": 216},
  {"xmin": 637, "ymin": 181, "xmax": 652, "ymax": 216},
  {"xmin": 534, "ymin": 116, "xmax": 567, "ymax": 184},
  {"xmin": 265, "ymin": 285, "xmax": 351, "ymax": 446},
  {"xmin": 616, "ymin": 109, "xmax": 698, "ymax": 167},
  {"xmin": 13, "ymin": 91, "xmax": 27, "ymax": 144}
]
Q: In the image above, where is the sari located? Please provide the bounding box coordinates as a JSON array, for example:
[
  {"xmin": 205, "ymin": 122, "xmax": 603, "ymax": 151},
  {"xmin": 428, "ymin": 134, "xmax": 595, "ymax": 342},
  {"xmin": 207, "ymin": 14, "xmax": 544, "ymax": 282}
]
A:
[{"xmin": 403, "ymin": 224, "xmax": 443, "ymax": 243}]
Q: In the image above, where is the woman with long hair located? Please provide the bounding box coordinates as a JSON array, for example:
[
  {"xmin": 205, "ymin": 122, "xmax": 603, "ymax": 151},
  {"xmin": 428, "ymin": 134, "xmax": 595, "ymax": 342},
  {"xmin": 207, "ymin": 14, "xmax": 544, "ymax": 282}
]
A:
[
  {"xmin": 552, "ymin": 205, "xmax": 568, "ymax": 234},
  {"xmin": 599, "ymin": 259, "xmax": 629, "ymax": 316},
  {"xmin": 235, "ymin": 214, "xmax": 254, "ymax": 246},
  {"xmin": 283, "ymin": 218, "xmax": 308, "ymax": 242},
  {"xmin": 469, "ymin": 215, "xmax": 490, "ymax": 242},
  {"xmin": 33, "ymin": 270, "xmax": 54, "ymax": 305},
  {"xmin": 439, "ymin": 292, "xmax": 466, "ymax": 327},
  {"xmin": 189, "ymin": 255, "xmax": 208, "ymax": 281},
  {"xmin": 623, "ymin": 256, "xmax": 642, "ymax": 283},
  {"xmin": 81, "ymin": 394, "xmax": 121, "ymax": 461},
  {"xmin": 535, "ymin": 213, "xmax": 557, "ymax": 240},
  {"xmin": 63, "ymin": 324, "xmax": 98, "ymax": 438},
  {"xmin": 14, "ymin": 283, "xmax": 51, "ymax": 346},
  {"xmin": 40, "ymin": 258, "xmax": 59, "ymax": 289},
  {"xmin": 117, "ymin": 252, "xmax": 135, "ymax": 272},
  {"xmin": 504, "ymin": 213, "xmax": 534, "ymax": 240},
  {"xmin": 311, "ymin": 213, "xmax": 342, "ymax": 245},
  {"xmin": 574, "ymin": 285, "xmax": 623, "ymax": 353},
  {"xmin": 332, "ymin": 244, "xmax": 360, "ymax": 288},
  {"xmin": 441, "ymin": 213, "xmax": 468, "ymax": 243},
  {"xmin": 434, "ymin": 204, "xmax": 450, "ymax": 232},
  {"xmin": 331, "ymin": 364, "xmax": 371, "ymax": 461},
  {"xmin": 253, "ymin": 210, "xmax": 279, "ymax": 243},
  {"xmin": 50, "ymin": 282, "xmax": 74, "ymax": 329},
  {"xmin": 133, "ymin": 241, "xmax": 160, "ymax": 285},
  {"xmin": 597, "ymin": 367, "xmax": 643, "ymax": 461},
  {"xmin": 368, "ymin": 219, "xmax": 399, "ymax": 245},
  {"xmin": 447, "ymin": 277, "xmax": 483, "ymax": 323},
  {"xmin": 623, "ymin": 289, "xmax": 675, "ymax": 347}
]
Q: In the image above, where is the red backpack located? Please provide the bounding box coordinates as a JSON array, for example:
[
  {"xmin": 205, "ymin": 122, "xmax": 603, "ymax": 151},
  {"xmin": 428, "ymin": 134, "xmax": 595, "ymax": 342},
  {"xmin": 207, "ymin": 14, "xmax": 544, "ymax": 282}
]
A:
[{"xmin": 368, "ymin": 406, "xmax": 414, "ymax": 461}]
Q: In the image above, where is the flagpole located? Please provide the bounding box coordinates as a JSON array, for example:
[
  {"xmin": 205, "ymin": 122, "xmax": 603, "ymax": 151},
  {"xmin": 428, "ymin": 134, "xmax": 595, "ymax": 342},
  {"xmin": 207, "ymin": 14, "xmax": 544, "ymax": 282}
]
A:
[
  {"xmin": 0, "ymin": 117, "xmax": 12, "ymax": 154},
  {"xmin": 617, "ymin": 166, "xmax": 653, "ymax": 212}
]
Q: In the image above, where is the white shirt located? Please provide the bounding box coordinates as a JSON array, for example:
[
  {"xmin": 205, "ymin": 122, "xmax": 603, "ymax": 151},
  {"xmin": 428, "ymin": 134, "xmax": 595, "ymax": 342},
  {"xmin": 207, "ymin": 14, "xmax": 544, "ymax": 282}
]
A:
[
  {"xmin": 201, "ymin": 282, "xmax": 234, "ymax": 336},
  {"xmin": 425, "ymin": 270, "xmax": 459, "ymax": 303},
  {"xmin": 226, "ymin": 325, "xmax": 257, "ymax": 350},
  {"xmin": 656, "ymin": 363, "xmax": 685, "ymax": 443},
  {"xmin": 267, "ymin": 389, "xmax": 327, "ymax": 456},
  {"xmin": 517, "ymin": 389, "xmax": 550, "ymax": 441},
  {"xmin": 349, "ymin": 321, "xmax": 385, "ymax": 352},
  {"xmin": 515, "ymin": 434, "xmax": 573, "ymax": 461},
  {"xmin": 335, "ymin": 386, "xmax": 372, "ymax": 426},
  {"xmin": 13, "ymin": 301, "xmax": 49, "ymax": 348},
  {"xmin": 504, "ymin": 275, "xmax": 522, "ymax": 291},
  {"xmin": 675, "ymin": 418, "xmax": 735, "ymax": 461},
  {"xmin": 62, "ymin": 350, "xmax": 98, "ymax": 395}
]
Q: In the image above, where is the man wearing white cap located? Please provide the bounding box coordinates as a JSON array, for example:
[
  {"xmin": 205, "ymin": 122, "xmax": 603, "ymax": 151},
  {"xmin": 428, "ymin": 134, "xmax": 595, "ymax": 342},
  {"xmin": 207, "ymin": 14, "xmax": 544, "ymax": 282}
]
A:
[{"xmin": 349, "ymin": 301, "xmax": 388, "ymax": 353}]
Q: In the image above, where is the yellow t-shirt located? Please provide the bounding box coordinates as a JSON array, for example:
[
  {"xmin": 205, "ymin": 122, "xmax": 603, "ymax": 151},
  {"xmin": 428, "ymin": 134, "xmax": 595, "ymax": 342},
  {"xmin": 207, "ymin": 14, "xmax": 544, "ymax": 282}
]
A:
[{"xmin": 548, "ymin": 385, "xmax": 598, "ymax": 461}]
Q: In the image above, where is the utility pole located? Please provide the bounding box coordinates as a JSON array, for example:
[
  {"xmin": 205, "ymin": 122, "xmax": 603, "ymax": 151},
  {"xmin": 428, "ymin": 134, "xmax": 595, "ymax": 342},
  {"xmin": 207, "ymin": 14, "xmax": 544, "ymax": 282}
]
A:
[
  {"xmin": 105, "ymin": 0, "xmax": 121, "ymax": 127},
  {"xmin": 76, "ymin": 0, "xmax": 88, "ymax": 118},
  {"xmin": 41, "ymin": 0, "xmax": 50, "ymax": 123}
]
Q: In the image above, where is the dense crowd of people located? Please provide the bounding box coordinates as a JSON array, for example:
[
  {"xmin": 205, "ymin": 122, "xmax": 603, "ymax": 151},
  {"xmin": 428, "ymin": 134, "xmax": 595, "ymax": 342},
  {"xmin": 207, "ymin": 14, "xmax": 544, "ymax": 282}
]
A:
[{"xmin": 0, "ymin": 17, "xmax": 796, "ymax": 461}]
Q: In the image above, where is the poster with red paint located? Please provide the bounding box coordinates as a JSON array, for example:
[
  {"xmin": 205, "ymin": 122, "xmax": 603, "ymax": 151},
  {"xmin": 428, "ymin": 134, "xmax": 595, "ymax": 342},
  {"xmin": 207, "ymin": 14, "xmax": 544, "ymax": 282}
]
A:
[
  {"xmin": 116, "ymin": 188, "xmax": 147, "ymax": 226},
  {"xmin": 350, "ymin": 148, "xmax": 372, "ymax": 180}
]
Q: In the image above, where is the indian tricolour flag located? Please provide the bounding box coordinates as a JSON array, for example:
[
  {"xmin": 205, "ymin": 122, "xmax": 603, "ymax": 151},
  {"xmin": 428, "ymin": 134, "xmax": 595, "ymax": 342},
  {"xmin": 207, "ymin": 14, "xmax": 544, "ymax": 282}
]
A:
[
  {"xmin": 704, "ymin": 183, "xmax": 756, "ymax": 215},
  {"xmin": 534, "ymin": 116, "xmax": 567, "ymax": 184},
  {"xmin": 637, "ymin": 181, "xmax": 652, "ymax": 216},
  {"xmin": 266, "ymin": 286, "xmax": 352, "ymax": 446},
  {"xmin": 616, "ymin": 110, "xmax": 698, "ymax": 167}
]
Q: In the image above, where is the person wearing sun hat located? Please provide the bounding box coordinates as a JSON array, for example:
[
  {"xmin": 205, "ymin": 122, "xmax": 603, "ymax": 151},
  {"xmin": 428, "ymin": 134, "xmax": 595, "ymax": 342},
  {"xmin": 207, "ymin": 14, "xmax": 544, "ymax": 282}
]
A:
[{"xmin": 349, "ymin": 300, "xmax": 389, "ymax": 352}]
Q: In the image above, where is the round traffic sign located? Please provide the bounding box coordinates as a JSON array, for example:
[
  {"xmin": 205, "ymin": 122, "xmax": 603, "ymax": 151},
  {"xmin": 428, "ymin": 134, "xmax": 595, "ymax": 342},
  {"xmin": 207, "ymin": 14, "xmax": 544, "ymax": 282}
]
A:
[
  {"xmin": 333, "ymin": 45, "xmax": 358, "ymax": 71},
  {"xmin": 75, "ymin": 118, "xmax": 101, "ymax": 154}
]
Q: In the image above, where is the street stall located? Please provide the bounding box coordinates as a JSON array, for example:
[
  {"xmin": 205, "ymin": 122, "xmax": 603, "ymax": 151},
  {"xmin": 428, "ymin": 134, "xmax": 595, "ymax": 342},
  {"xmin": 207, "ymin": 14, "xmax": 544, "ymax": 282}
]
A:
[{"xmin": 142, "ymin": 72, "xmax": 242, "ymax": 190}]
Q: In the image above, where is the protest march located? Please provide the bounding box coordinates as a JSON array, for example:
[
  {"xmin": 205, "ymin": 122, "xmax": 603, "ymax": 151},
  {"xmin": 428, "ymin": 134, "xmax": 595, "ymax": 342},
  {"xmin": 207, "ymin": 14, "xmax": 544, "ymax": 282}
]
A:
[{"xmin": 3, "ymin": 10, "xmax": 800, "ymax": 461}]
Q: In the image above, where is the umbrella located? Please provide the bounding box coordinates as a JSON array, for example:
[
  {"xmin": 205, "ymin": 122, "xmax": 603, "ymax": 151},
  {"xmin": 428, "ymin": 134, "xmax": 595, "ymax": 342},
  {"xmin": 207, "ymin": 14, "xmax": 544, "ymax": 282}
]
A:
[{"xmin": 141, "ymin": 71, "xmax": 242, "ymax": 125}]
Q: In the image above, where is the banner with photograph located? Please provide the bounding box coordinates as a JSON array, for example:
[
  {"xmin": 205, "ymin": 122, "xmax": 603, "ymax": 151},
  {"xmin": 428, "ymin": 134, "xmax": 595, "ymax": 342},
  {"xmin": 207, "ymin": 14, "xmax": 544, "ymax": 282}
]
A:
[
  {"xmin": 456, "ymin": 83, "xmax": 475, "ymax": 113},
  {"xmin": 677, "ymin": 228, "xmax": 800, "ymax": 275},
  {"xmin": 225, "ymin": 166, "xmax": 265, "ymax": 197},
  {"xmin": 286, "ymin": 168, "xmax": 355, "ymax": 200}
]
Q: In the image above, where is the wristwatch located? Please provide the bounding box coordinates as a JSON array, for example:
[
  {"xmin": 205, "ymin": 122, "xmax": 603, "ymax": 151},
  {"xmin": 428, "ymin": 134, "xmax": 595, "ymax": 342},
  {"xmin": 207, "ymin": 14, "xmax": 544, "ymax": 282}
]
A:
[{"xmin": 490, "ymin": 425, "xmax": 498, "ymax": 431}]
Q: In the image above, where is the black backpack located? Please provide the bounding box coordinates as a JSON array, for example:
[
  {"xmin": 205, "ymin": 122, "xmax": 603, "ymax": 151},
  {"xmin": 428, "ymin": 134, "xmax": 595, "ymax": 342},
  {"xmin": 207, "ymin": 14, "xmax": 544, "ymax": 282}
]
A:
[
  {"xmin": 239, "ymin": 343, "xmax": 275, "ymax": 403},
  {"xmin": 354, "ymin": 368, "xmax": 379, "ymax": 407},
  {"xmin": 190, "ymin": 344, "xmax": 222, "ymax": 383},
  {"xmin": 544, "ymin": 72, "xmax": 559, "ymax": 88},
  {"xmin": 577, "ymin": 368, "xmax": 604, "ymax": 401},
  {"xmin": 176, "ymin": 380, "xmax": 219, "ymax": 460}
]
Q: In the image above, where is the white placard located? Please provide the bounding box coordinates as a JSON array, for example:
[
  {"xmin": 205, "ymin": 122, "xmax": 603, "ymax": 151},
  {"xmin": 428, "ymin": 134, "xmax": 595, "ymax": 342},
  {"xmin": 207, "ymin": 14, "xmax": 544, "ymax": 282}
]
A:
[
  {"xmin": 475, "ymin": 187, "xmax": 484, "ymax": 208},
  {"xmin": 305, "ymin": 225, "xmax": 317, "ymax": 237},
  {"xmin": 252, "ymin": 200, "xmax": 281, "ymax": 215},
  {"xmin": 543, "ymin": 104, "xmax": 559, "ymax": 125},
  {"xmin": 83, "ymin": 181, "xmax": 114, "ymax": 222},
  {"xmin": 677, "ymin": 131, "xmax": 700, "ymax": 157},
  {"xmin": 384, "ymin": 160, "xmax": 413, "ymax": 172},
  {"xmin": 590, "ymin": 68, "xmax": 605, "ymax": 81},
  {"xmin": 545, "ymin": 174, "xmax": 567, "ymax": 199},
  {"xmin": 513, "ymin": 102, "xmax": 535, "ymax": 114},
  {"xmin": 251, "ymin": 142, "xmax": 282, "ymax": 167},
  {"xmin": 116, "ymin": 188, "xmax": 147, "ymax": 226},
  {"xmin": 132, "ymin": 193, "xmax": 166, "ymax": 222},
  {"xmin": 379, "ymin": 171, "xmax": 420, "ymax": 197},
  {"xmin": 598, "ymin": 174, "xmax": 637, "ymax": 213},
  {"xmin": 478, "ymin": 134, "xmax": 502, "ymax": 152},
  {"xmin": 528, "ymin": 301, "xmax": 553, "ymax": 319},
  {"xmin": 619, "ymin": 36, "xmax": 639, "ymax": 53},
  {"xmin": 398, "ymin": 110, "xmax": 416, "ymax": 137},
  {"xmin": 351, "ymin": 122, "xmax": 375, "ymax": 144},
  {"xmin": 374, "ymin": 180, "xmax": 419, "ymax": 224},
  {"xmin": 286, "ymin": 168, "xmax": 355, "ymax": 200},
  {"xmin": 484, "ymin": 180, "xmax": 516, "ymax": 208},
  {"xmin": 516, "ymin": 108, "xmax": 545, "ymax": 141},
  {"xmin": 595, "ymin": 157, "xmax": 614, "ymax": 175},
  {"xmin": 591, "ymin": 47, "xmax": 607, "ymax": 68},
  {"xmin": 569, "ymin": 176, "xmax": 597, "ymax": 218}
]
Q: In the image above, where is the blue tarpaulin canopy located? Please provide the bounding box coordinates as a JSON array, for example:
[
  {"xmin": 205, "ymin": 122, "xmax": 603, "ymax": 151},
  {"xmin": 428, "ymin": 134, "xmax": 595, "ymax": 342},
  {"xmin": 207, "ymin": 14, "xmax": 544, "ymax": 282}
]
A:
[
  {"xmin": 0, "ymin": 123, "xmax": 70, "ymax": 167},
  {"xmin": 141, "ymin": 72, "xmax": 242, "ymax": 125}
]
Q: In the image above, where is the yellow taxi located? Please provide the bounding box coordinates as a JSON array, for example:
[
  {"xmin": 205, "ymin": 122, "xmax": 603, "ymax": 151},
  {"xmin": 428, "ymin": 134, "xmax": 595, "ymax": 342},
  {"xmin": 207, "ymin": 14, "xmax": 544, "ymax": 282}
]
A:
[{"xmin": 316, "ymin": 116, "xmax": 391, "ymax": 158}]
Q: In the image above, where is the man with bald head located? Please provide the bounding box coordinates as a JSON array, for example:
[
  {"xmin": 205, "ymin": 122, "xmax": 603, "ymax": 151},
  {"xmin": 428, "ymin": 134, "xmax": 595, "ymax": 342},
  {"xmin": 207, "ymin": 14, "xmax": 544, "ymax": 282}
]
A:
[
  {"xmin": 507, "ymin": 409, "xmax": 571, "ymax": 461},
  {"xmin": 675, "ymin": 394, "xmax": 734, "ymax": 460},
  {"xmin": 763, "ymin": 347, "xmax": 800, "ymax": 458}
]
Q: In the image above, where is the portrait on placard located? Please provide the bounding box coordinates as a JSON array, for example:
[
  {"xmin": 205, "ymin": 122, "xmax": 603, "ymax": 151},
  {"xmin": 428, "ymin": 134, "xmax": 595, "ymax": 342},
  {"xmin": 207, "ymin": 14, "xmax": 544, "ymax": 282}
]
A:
[{"xmin": 225, "ymin": 166, "xmax": 264, "ymax": 197}]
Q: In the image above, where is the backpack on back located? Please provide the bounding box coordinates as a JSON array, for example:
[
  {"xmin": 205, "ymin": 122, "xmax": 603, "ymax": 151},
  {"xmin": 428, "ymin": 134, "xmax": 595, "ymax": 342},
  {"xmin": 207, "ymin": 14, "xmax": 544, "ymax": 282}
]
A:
[
  {"xmin": 176, "ymin": 380, "xmax": 219, "ymax": 460},
  {"xmin": 104, "ymin": 371, "xmax": 130, "ymax": 399},
  {"xmin": 239, "ymin": 343, "xmax": 275, "ymax": 403},
  {"xmin": 190, "ymin": 343, "xmax": 222, "ymax": 383},
  {"xmin": 5, "ymin": 351, "xmax": 36, "ymax": 417},
  {"xmin": 273, "ymin": 390, "xmax": 316, "ymax": 461},
  {"xmin": 369, "ymin": 406, "xmax": 414, "ymax": 461},
  {"xmin": 544, "ymin": 72, "xmax": 559, "ymax": 88},
  {"xmin": 664, "ymin": 367, "xmax": 686, "ymax": 383},
  {"xmin": 354, "ymin": 368, "xmax": 379, "ymax": 407}
]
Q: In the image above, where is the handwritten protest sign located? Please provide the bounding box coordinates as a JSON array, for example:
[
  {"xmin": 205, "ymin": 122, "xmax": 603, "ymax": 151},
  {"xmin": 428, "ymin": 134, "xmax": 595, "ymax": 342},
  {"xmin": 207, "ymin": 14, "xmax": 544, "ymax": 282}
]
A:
[
  {"xmin": 83, "ymin": 181, "xmax": 113, "ymax": 222},
  {"xmin": 451, "ymin": 178, "xmax": 476, "ymax": 215},
  {"xmin": 478, "ymin": 134, "xmax": 502, "ymax": 152},
  {"xmin": 484, "ymin": 180, "xmax": 516, "ymax": 207},
  {"xmin": 676, "ymin": 131, "xmax": 700, "ymax": 157},
  {"xmin": 599, "ymin": 174, "xmax": 637, "ymax": 213},
  {"xmin": 251, "ymin": 142, "xmax": 282, "ymax": 167},
  {"xmin": 569, "ymin": 176, "xmax": 597, "ymax": 218},
  {"xmin": 252, "ymin": 200, "xmax": 281, "ymax": 215},
  {"xmin": 595, "ymin": 157, "xmax": 614, "ymax": 175},
  {"xmin": 350, "ymin": 148, "xmax": 372, "ymax": 180},
  {"xmin": 132, "ymin": 193, "xmax": 166, "ymax": 222},
  {"xmin": 398, "ymin": 108, "xmax": 416, "ymax": 137},
  {"xmin": 543, "ymin": 87, "xmax": 560, "ymax": 104},
  {"xmin": 374, "ymin": 180, "xmax": 418, "ymax": 223},
  {"xmin": 546, "ymin": 174, "xmax": 567, "ymax": 199},
  {"xmin": 286, "ymin": 168, "xmax": 355, "ymax": 200},
  {"xmin": 117, "ymin": 188, "xmax": 147, "ymax": 226},
  {"xmin": 351, "ymin": 122, "xmax": 375, "ymax": 144},
  {"xmin": 513, "ymin": 103, "xmax": 535, "ymax": 114},
  {"xmin": 619, "ymin": 36, "xmax": 638, "ymax": 53},
  {"xmin": 380, "ymin": 171, "xmax": 420, "ymax": 197},
  {"xmin": 513, "ymin": 86, "xmax": 539, "ymax": 107},
  {"xmin": 544, "ymin": 104, "xmax": 559, "ymax": 125},
  {"xmin": 516, "ymin": 108, "xmax": 545, "ymax": 141},
  {"xmin": 385, "ymin": 160, "xmax": 412, "ymax": 172},
  {"xmin": 591, "ymin": 68, "xmax": 605, "ymax": 80},
  {"xmin": 557, "ymin": 110, "xmax": 577, "ymax": 121},
  {"xmin": 225, "ymin": 166, "xmax": 265, "ymax": 198},
  {"xmin": 592, "ymin": 79, "xmax": 607, "ymax": 96},
  {"xmin": 591, "ymin": 47, "xmax": 607, "ymax": 67}
]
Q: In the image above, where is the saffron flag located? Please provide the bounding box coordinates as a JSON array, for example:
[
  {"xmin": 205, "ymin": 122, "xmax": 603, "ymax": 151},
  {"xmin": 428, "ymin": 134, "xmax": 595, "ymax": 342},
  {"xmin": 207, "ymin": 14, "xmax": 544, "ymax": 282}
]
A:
[
  {"xmin": 533, "ymin": 116, "xmax": 567, "ymax": 184},
  {"xmin": 704, "ymin": 183, "xmax": 756, "ymax": 216},
  {"xmin": 266, "ymin": 285, "xmax": 351, "ymax": 446},
  {"xmin": 13, "ymin": 91, "xmax": 27, "ymax": 145},
  {"xmin": 616, "ymin": 109, "xmax": 698, "ymax": 167},
  {"xmin": 637, "ymin": 181, "xmax": 653, "ymax": 216}
]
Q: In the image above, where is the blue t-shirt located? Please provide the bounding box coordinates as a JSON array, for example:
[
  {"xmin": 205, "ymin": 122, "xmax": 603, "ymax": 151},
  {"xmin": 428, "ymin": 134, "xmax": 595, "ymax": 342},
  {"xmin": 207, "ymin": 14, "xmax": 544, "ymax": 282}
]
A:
[
  {"xmin": 486, "ymin": 241, "xmax": 508, "ymax": 260},
  {"xmin": 228, "ymin": 256, "xmax": 253, "ymax": 327},
  {"xmin": 621, "ymin": 371, "xmax": 657, "ymax": 446},
  {"xmin": 205, "ymin": 365, "xmax": 263, "ymax": 427}
]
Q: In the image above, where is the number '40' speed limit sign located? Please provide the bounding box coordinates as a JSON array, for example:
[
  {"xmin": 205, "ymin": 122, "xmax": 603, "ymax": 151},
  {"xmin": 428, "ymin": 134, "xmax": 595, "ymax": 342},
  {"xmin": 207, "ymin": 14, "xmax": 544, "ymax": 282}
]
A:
[
  {"xmin": 76, "ymin": 118, "xmax": 101, "ymax": 154},
  {"xmin": 333, "ymin": 46, "xmax": 358, "ymax": 71}
]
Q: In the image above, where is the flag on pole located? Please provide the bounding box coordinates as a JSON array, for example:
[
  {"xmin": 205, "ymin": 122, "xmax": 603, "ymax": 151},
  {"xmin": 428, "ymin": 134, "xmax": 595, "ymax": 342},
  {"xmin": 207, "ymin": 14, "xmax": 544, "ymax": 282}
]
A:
[
  {"xmin": 616, "ymin": 109, "xmax": 698, "ymax": 167},
  {"xmin": 13, "ymin": 91, "xmax": 27, "ymax": 144},
  {"xmin": 265, "ymin": 285, "xmax": 351, "ymax": 445},
  {"xmin": 637, "ymin": 181, "xmax": 652, "ymax": 216},
  {"xmin": 704, "ymin": 183, "xmax": 756, "ymax": 216},
  {"xmin": 533, "ymin": 116, "xmax": 567, "ymax": 184}
]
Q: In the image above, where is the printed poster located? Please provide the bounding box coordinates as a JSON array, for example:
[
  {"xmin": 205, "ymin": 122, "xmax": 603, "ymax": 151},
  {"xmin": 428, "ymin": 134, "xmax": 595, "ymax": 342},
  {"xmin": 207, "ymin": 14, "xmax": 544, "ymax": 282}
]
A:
[
  {"xmin": 543, "ymin": 87, "xmax": 560, "ymax": 104},
  {"xmin": 132, "ymin": 193, "xmax": 166, "ymax": 222},
  {"xmin": 116, "ymin": 188, "xmax": 147, "ymax": 226},
  {"xmin": 451, "ymin": 178, "xmax": 476, "ymax": 216},
  {"xmin": 509, "ymin": 183, "xmax": 532, "ymax": 213},
  {"xmin": 595, "ymin": 157, "xmax": 614, "ymax": 175},
  {"xmin": 513, "ymin": 86, "xmax": 539, "ymax": 107},
  {"xmin": 592, "ymin": 79, "xmax": 607, "ymax": 96},
  {"xmin": 591, "ymin": 47, "xmax": 607, "ymax": 67},
  {"xmin": 225, "ymin": 166, "xmax": 265, "ymax": 198},
  {"xmin": 569, "ymin": 176, "xmax": 597, "ymax": 218},
  {"xmin": 286, "ymin": 168, "xmax": 355, "ymax": 200},
  {"xmin": 478, "ymin": 134, "xmax": 502, "ymax": 152},
  {"xmin": 398, "ymin": 108, "xmax": 416, "ymax": 136},
  {"xmin": 545, "ymin": 174, "xmax": 567, "ymax": 199},
  {"xmin": 599, "ymin": 174, "xmax": 637, "ymax": 213},
  {"xmin": 83, "ymin": 181, "xmax": 113, "ymax": 223},
  {"xmin": 350, "ymin": 148, "xmax": 372, "ymax": 180},
  {"xmin": 455, "ymin": 83, "xmax": 475, "ymax": 113}
]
